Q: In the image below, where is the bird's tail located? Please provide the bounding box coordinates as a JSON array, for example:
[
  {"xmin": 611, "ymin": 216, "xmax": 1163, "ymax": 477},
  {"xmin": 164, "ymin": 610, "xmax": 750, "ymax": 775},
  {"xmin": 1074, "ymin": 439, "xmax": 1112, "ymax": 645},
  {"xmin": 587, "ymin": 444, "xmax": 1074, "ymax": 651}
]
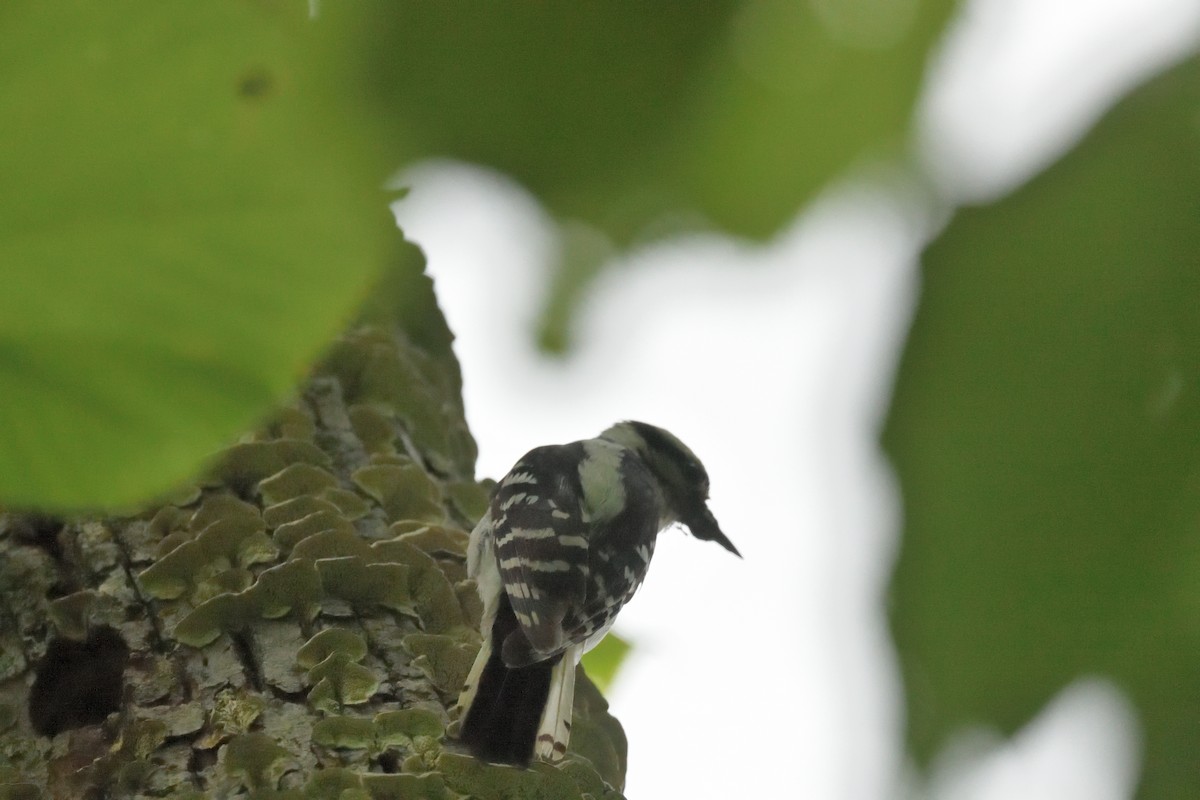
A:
[
  {"xmin": 534, "ymin": 647, "xmax": 576, "ymax": 761},
  {"xmin": 456, "ymin": 595, "xmax": 577, "ymax": 766}
]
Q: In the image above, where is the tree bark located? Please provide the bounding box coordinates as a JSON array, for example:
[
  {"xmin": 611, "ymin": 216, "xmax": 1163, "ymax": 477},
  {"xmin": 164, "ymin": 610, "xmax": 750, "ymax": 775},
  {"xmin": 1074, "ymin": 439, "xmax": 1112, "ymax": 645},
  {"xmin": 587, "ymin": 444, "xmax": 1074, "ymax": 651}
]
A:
[{"xmin": 0, "ymin": 247, "xmax": 627, "ymax": 800}]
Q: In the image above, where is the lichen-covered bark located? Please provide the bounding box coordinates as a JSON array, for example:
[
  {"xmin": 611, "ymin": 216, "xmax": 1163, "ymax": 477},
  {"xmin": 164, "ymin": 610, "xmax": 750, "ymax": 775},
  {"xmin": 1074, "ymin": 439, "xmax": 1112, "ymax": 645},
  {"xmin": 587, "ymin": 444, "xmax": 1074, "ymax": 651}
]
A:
[{"xmin": 0, "ymin": 244, "xmax": 628, "ymax": 800}]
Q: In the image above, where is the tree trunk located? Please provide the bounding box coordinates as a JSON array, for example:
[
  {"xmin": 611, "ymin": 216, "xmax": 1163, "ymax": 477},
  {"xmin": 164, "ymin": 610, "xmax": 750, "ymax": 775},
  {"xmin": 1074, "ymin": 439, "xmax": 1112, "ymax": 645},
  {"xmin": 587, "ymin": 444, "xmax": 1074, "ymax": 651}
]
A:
[{"xmin": 0, "ymin": 248, "xmax": 628, "ymax": 800}]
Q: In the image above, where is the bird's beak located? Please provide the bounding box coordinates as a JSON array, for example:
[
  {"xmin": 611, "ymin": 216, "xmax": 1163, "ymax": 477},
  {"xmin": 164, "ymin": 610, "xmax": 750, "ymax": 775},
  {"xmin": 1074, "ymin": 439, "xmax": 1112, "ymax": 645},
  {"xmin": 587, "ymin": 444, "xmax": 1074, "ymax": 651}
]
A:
[{"xmin": 689, "ymin": 506, "xmax": 741, "ymax": 558}]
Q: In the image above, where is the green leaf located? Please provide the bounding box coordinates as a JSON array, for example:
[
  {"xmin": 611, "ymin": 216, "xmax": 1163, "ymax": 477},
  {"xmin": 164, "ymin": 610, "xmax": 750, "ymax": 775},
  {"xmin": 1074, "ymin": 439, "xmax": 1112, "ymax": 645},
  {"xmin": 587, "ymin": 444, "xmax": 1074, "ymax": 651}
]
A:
[
  {"xmin": 883, "ymin": 58, "xmax": 1200, "ymax": 799},
  {"xmin": 347, "ymin": 0, "xmax": 958, "ymax": 243},
  {"xmin": 581, "ymin": 632, "xmax": 632, "ymax": 695},
  {"xmin": 0, "ymin": 2, "xmax": 396, "ymax": 509}
]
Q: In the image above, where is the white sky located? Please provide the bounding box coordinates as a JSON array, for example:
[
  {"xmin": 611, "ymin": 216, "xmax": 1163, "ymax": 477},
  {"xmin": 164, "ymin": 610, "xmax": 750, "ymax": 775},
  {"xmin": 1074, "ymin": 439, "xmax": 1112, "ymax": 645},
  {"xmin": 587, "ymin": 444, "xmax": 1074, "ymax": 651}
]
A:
[{"xmin": 393, "ymin": 1, "xmax": 1200, "ymax": 797}]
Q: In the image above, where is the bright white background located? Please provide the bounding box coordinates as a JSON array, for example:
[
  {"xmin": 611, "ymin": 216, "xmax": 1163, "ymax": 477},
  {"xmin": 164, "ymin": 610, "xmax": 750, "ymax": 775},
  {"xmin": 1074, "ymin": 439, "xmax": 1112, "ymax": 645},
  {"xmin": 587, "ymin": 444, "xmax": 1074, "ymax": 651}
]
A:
[{"xmin": 394, "ymin": 2, "xmax": 1200, "ymax": 797}]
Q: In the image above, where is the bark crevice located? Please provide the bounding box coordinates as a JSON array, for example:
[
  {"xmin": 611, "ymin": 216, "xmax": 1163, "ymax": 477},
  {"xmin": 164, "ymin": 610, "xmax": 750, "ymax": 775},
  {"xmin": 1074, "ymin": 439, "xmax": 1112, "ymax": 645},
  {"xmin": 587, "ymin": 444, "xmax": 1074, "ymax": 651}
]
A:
[{"xmin": 228, "ymin": 630, "xmax": 264, "ymax": 694}]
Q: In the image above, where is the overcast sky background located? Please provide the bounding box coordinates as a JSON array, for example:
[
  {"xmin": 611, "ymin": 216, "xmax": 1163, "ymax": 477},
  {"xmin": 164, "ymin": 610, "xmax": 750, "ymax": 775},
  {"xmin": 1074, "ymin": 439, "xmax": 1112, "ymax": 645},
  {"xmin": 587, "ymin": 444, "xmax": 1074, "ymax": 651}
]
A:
[{"xmin": 393, "ymin": 1, "xmax": 1200, "ymax": 797}]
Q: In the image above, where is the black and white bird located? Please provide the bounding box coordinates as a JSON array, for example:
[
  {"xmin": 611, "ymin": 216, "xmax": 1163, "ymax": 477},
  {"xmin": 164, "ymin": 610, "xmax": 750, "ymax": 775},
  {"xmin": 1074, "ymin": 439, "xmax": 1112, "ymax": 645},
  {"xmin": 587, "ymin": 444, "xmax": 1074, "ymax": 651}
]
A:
[{"xmin": 455, "ymin": 420, "xmax": 740, "ymax": 766}]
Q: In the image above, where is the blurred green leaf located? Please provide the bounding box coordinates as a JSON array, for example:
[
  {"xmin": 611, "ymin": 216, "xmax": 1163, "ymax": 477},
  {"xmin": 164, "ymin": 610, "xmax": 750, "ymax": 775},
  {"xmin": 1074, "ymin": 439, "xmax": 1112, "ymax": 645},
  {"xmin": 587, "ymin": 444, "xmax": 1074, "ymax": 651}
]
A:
[
  {"xmin": 0, "ymin": 2, "xmax": 396, "ymax": 509},
  {"xmin": 883, "ymin": 58, "xmax": 1200, "ymax": 798},
  {"xmin": 348, "ymin": 0, "xmax": 958, "ymax": 243},
  {"xmin": 581, "ymin": 633, "xmax": 633, "ymax": 695}
]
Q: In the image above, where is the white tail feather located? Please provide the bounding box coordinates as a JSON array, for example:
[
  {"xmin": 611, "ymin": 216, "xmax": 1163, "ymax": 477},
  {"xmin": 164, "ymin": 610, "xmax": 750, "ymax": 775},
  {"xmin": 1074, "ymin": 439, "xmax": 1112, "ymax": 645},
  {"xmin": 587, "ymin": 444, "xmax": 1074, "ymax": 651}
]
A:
[
  {"xmin": 455, "ymin": 552, "xmax": 499, "ymax": 728},
  {"xmin": 534, "ymin": 644, "xmax": 580, "ymax": 761},
  {"xmin": 454, "ymin": 632, "xmax": 493, "ymax": 726}
]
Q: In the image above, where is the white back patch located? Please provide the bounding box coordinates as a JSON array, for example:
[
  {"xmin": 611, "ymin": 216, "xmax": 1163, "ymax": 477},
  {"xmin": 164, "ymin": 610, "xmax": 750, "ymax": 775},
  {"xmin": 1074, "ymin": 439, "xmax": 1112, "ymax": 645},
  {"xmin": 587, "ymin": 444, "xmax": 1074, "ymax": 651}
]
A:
[{"xmin": 578, "ymin": 439, "xmax": 627, "ymax": 524}]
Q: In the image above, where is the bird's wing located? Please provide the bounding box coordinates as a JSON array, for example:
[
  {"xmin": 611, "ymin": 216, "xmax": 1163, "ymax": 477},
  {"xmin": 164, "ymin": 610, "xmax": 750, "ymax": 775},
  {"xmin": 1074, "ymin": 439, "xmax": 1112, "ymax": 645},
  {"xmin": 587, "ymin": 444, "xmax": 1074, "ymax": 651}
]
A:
[{"xmin": 490, "ymin": 443, "xmax": 591, "ymax": 665}]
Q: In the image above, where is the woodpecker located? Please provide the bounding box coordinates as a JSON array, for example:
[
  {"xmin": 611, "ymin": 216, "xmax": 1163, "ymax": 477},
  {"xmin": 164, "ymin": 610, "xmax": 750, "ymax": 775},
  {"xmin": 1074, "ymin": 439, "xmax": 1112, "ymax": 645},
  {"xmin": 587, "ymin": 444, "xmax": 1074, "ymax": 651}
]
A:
[{"xmin": 454, "ymin": 420, "xmax": 740, "ymax": 766}]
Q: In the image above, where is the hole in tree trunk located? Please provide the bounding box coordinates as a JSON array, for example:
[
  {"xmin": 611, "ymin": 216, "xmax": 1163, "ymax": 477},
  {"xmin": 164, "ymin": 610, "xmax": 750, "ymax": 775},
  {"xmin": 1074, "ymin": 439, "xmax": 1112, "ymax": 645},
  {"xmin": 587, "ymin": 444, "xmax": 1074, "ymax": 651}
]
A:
[{"xmin": 28, "ymin": 626, "xmax": 129, "ymax": 736}]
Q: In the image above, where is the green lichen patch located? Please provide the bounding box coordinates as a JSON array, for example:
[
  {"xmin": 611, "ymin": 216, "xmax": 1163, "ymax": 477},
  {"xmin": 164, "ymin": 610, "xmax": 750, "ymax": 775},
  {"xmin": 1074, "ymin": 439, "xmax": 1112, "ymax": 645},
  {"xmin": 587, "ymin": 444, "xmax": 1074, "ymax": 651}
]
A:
[
  {"xmin": 184, "ymin": 564, "xmax": 233, "ymax": 608},
  {"xmin": 249, "ymin": 559, "xmax": 322, "ymax": 620},
  {"xmin": 155, "ymin": 530, "xmax": 193, "ymax": 559},
  {"xmin": 527, "ymin": 761, "xmax": 606, "ymax": 800},
  {"xmin": 315, "ymin": 558, "xmax": 413, "ymax": 613},
  {"xmin": 368, "ymin": 453, "xmax": 408, "ymax": 467},
  {"xmin": 309, "ymin": 709, "xmax": 446, "ymax": 766},
  {"xmin": 222, "ymin": 733, "xmax": 291, "ymax": 791},
  {"xmin": 257, "ymin": 463, "xmax": 339, "ymax": 507},
  {"xmin": 47, "ymin": 590, "xmax": 96, "ymax": 641},
  {"xmin": 273, "ymin": 511, "xmax": 356, "ymax": 554},
  {"xmin": 198, "ymin": 518, "xmax": 275, "ymax": 568},
  {"xmin": 0, "ymin": 639, "xmax": 27, "ymax": 683},
  {"xmin": 360, "ymin": 773, "xmax": 457, "ymax": 800},
  {"xmin": 190, "ymin": 494, "xmax": 261, "ymax": 533},
  {"xmin": 237, "ymin": 532, "xmax": 279, "ymax": 569},
  {"xmin": 556, "ymin": 759, "xmax": 615, "ymax": 799},
  {"xmin": 139, "ymin": 514, "xmax": 275, "ymax": 601},
  {"xmin": 305, "ymin": 679, "xmax": 338, "ymax": 716},
  {"xmin": 454, "ymin": 583, "xmax": 483, "ymax": 631},
  {"xmin": 348, "ymin": 339, "xmax": 468, "ymax": 480},
  {"xmin": 270, "ymin": 407, "xmax": 316, "ymax": 442},
  {"xmin": 0, "ymin": 724, "xmax": 50, "ymax": 790},
  {"xmin": 399, "ymin": 733, "xmax": 444, "ymax": 774},
  {"xmin": 196, "ymin": 689, "xmax": 265, "ymax": 750},
  {"xmin": 162, "ymin": 484, "xmax": 204, "ymax": 509},
  {"xmin": 320, "ymin": 488, "xmax": 371, "ymax": 521},
  {"xmin": 373, "ymin": 708, "xmax": 444, "ymax": 743},
  {"xmin": 437, "ymin": 752, "xmax": 583, "ymax": 800},
  {"xmin": 0, "ymin": 784, "xmax": 42, "ymax": 800},
  {"xmin": 302, "ymin": 767, "xmax": 374, "ymax": 800},
  {"xmin": 173, "ymin": 594, "xmax": 253, "ymax": 648},
  {"xmin": 565, "ymin": 674, "xmax": 627, "ymax": 793},
  {"xmin": 176, "ymin": 557, "xmax": 328, "ymax": 644},
  {"xmin": 396, "ymin": 526, "xmax": 469, "ymax": 559},
  {"xmin": 208, "ymin": 440, "xmax": 331, "ymax": 495},
  {"xmin": 110, "ymin": 761, "xmax": 157, "ymax": 800},
  {"xmin": 137, "ymin": 542, "xmax": 204, "ymax": 600},
  {"xmin": 317, "ymin": 336, "xmax": 372, "ymax": 398},
  {"xmin": 306, "ymin": 653, "xmax": 380, "ymax": 708},
  {"xmin": 311, "ymin": 716, "xmax": 376, "ymax": 750},
  {"xmin": 289, "ymin": 528, "xmax": 374, "ymax": 562},
  {"xmin": 347, "ymin": 404, "xmax": 398, "ymax": 456},
  {"xmin": 245, "ymin": 790, "xmax": 304, "ymax": 800},
  {"xmin": 387, "ymin": 520, "xmax": 427, "ymax": 536},
  {"xmin": 401, "ymin": 635, "xmax": 475, "ymax": 696},
  {"xmin": 347, "ymin": 333, "xmax": 427, "ymax": 409},
  {"xmin": 433, "ymin": 559, "xmax": 467, "ymax": 586},
  {"xmin": 296, "ymin": 628, "xmax": 368, "ymax": 670},
  {"xmin": 211, "ymin": 567, "xmax": 256, "ymax": 595},
  {"xmin": 262, "ymin": 496, "xmax": 341, "ymax": 530},
  {"xmin": 117, "ymin": 718, "xmax": 168, "ymax": 760},
  {"xmin": 148, "ymin": 506, "xmax": 190, "ymax": 540},
  {"xmin": 389, "ymin": 733, "xmax": 442, "ymax": 772},
  {"xmin": 154, "ymin": 792, "xmax": 208, "ymax": 800},
  {"xmin": 352, "ymin": 461, "xmax": 443, "ymax": 523},
  {"xmin": 445, "ymin": 481, "xmax": 490, "ymax": 527},
  {"xmin": 372, "ymin": 541, "xmax": 464, "ymax": 632}
]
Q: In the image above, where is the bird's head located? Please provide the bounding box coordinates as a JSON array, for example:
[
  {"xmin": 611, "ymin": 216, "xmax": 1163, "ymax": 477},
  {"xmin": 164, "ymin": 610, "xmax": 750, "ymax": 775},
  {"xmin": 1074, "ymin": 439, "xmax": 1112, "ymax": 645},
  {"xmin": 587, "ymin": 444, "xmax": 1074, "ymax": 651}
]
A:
[{"xmin": 600, "ymin": 420, "xmax": 741, "ymax": 557}]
